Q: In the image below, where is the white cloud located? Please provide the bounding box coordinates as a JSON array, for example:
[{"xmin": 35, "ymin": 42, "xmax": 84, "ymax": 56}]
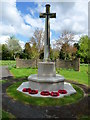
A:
[
  {"xmin": 0, "ymin": 0, "xmax": 34, "ymax": 38},
  {"xmin": 19, "ymin": 40, "xmax": 25, "ymax": 49},
  {"xmin": 36, "ymin": 2, "xmax": 88, "ymax": 35},
  {"xmin": 0, "ymin": 0, "xmax": 88, "ymax": 47},
  {"xmin": 0, "ymin": 35, "xmax": 10, "ymax": 44},
  {"xmin": 24, "ymin": 14, "xmax": 44, "ymax": 29}
]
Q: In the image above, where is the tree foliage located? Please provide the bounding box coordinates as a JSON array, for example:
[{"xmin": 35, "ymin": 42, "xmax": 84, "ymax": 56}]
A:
[
  {"xmin": 30, "ymin": 29, "xmax": 45, "ymax": 52},
  {"xmin": 55, "ymin": 30, "xmax": 74, "ymax": 50},
  {"xmin": 6, "ymin": 36, "xmax": 22, "ymax": 53},
  {"xmin": 28, "ymin": 29, "xmax": 45, "ymax": 59},
  {"xmin": 59, "ymin": 43, "xmax": 77, "ymax": 60},
  {"xmin": 2, "ymin": 44, "xmax": 14, "ymax": 60},
  {"xmin": 78, "ymin": 35, "xmax": 89, "ymax": 63}
]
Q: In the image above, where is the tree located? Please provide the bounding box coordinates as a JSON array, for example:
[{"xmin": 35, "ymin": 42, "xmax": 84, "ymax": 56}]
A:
[
  {"xmin": 2, "ymin": 44, "xmax": 14, "ymax": 60},
  {"xmin": 30, "ymin": 29, "xmax": 45, "ymax": 52},
  {"xmin": 52, "ymin": 49, "xmax": 59, "ymax": 60},
  {"xmin": 29, "ymin": 29, "xmax": 45, "ymax": 59},
  {"xmin": 78, "ymin": 35, "xmax": 89, "ymax": 63},
  {"xmin": 55, "ymin": 30, "xmax": 74, "ymax": 50},
  {"xmin": 24, "ymin": 43, "xmax": 32, "ymax": 59},
  {"xmin": 6, "ymin": 36, "xmax": 22, "ymax": 55},
  {"xmin": 31, "ymin": 42, "xmax": 39, "ymax": 59},
  {"xmin": 59, "ymin": 43, "xmax": 77, "ymax": 60},
  {"xmin": 5, "ymin": 36, "xmax": 22, "ymax": 59}
]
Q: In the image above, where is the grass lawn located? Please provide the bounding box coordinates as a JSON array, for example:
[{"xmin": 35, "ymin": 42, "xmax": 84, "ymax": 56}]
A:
[
  {"xmin": 0, "ymin": 60, "xmax": 16, "ymax": 66},
  {"xmin": 78, "ymin": 115, "xmax": 90, "ymax": 120},
  {"xmin": 57, "ymin": 64, "xmax": 88, "ymax": 86},
  {"xmin": 0, "ymin": 80, "xmax": 10, "ymax": 84},
  {"xmin": 10, "ymin": 67, "xmax": 37, "ymax": 78},
  {"xmin": 10, "ymin": 64, "xmax": 88, "ymax": 86},
  {"xmin": 2, "ymin": 110, "xmax": 15, "ymax": 119},
  {"xmin": 6, "ymin": 81, "xmax": 84, "ymax": 106}
]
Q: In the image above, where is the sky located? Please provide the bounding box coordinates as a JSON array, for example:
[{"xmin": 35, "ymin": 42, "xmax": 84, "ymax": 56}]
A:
[{"xmin": 0, "ymin": 0, "xmax": 88, "ymax": 48}]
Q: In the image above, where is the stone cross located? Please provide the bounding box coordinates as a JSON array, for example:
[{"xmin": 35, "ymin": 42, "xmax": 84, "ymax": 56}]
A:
[{"xmin": 40, "ymin": 4, "xmax": 56, "ymax": 61}]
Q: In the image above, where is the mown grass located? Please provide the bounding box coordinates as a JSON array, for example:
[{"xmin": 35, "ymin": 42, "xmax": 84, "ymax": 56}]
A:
[
  {"xmin": 10, "ymin": 64, "xmax": 88, "ymax": 86},
  {"xmin": 56, "ymin": 64, "xmax": 88, "ymax": 86},
  {"xmin": 0, "ymin": 60, "xmax": 88, "ymax": 86},
  {"xmin": 2, "ymin": 110, "xmax": 15, "ymax": 119},
  {"xmin": 78, "ymin": 115, "xmax": 90, "ymax": 120},
  {"xmin": 6, "ymin": 81, "xmax": 84, "ymax": 106},
  {"xmin": 0, "ymin": 80, "xmax": 9, "ymax": 84},
  {"xmin": 0, "ymin": 60, "xmax": 16, "ymax": 66},
  {"xmin": 10, "ymin": 67, "xmax": 37, "ymax": 78}
]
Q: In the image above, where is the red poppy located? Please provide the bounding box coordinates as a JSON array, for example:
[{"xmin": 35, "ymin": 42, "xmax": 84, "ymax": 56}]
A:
[
  {"xmin": 29, "ymin": 89, "xmax": 38, "ymax": 94},
  {"xmin": 58, "ymin": 89, "xmax": 67, "ymax": 94},
  {"xmin": 22, "ymin": 88, "xmax": 31, "ymax": 92},
  {"xmin": 40, "ymin": 91, "xmax": 50, "ymax": 96},
  {"xmin": 50, "ymin": 91, "xmax": 59, "ymax": 97}
]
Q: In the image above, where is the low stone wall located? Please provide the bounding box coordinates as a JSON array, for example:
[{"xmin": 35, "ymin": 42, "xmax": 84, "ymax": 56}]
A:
[
  {"xmin": 56, "ymin": 58, "xmax": 80, "ymax": 71},
  {"xmin": 16, "ymin": 58, "xmax": 80, "ymax": 71},
  {"xmin": 16, "ymin": 58, "xmax": 42, "ymax": 68}
]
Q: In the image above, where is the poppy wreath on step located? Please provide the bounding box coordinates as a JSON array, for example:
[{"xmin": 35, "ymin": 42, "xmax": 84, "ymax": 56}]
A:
[
  {"xmin": 50, "ymin": 91, "xmax": 59, "ymax": 97},
  {"xmin": 40, "ymin": 91, "xmax": 50, "ymax": 96},
  {"xmin": 58, "ymin": 89, "xmax": 67, "ymax": 94},
  {"xmin": 29, "ymin": 89, "xmax": 38, "ymax": 94},
  {"xmin": 22, "ymin": 88, "xmax": 31, "ymax": 92}
]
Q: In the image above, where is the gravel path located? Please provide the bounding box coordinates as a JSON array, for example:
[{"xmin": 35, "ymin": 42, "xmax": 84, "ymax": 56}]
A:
[{"xmin": 2, "ymin": 78, "xmax": 90, "ymax": 119}]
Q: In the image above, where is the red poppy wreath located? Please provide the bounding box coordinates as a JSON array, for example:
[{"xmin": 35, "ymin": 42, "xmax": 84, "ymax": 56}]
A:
[
  {"xmin": 22, "ymin": 88, "xmax": 31, "ymax": 92},
  {"xmin": 29, "ymin": 89, "xmax": 38, "ymax": 94},
  {"xmin": 50, "ymin": 91, "xmax": 59, "ymax": 97},
  {"xmin": 58, "ymin": 89, "xmax": 67, "ymax": 94},
  {"xmin": 40, "ymin": 91, "xmax": 50, "ymax": 96}
]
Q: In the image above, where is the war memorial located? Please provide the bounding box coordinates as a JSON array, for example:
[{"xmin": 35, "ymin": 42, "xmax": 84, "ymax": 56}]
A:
[{"xmin": 17, "ymin": 4, "xmax": 76, "ymax": 98}]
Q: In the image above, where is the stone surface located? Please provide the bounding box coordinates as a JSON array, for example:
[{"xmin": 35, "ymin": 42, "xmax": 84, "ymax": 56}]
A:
[
  {"xmin": 29, "ymin": 79, "xmax": 64, "ymax": 91},
  {"xmin": 38, "ymin": 62, "xmax": 56, "ymax": 77},
  {"xmin": 17, "ymin": 82, "xmax": 76, "ymax": 98},
  {"xmin": 40, "ymin": 4, "xmax": 56, "ymax": 61},
  {"xmin": 16, "ymin": 58, "xmax": 80, "ymax": 71},
  {"xmin": 28, "ymin": 74, "xmax": 64, "ymax": 83},
  {"xmin": 0, "ymin": 66, "xmax": 13, "ymax": 79}
]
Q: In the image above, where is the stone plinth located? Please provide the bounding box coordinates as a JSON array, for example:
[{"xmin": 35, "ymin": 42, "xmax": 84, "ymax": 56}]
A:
[
  {"xmin": 17, "ymin": 82, "xmax": 76, "ymax": 98},
  {"xmin": 28, "ymin": 62, "xmax": 65, "ymax": 91},
  {"xmin": 38, "ymin": 62, "xmax": 56, "ymax": 77},
  {"xmin": 28, "ymin": 74, "xmax": 64, "ymax": 91}
]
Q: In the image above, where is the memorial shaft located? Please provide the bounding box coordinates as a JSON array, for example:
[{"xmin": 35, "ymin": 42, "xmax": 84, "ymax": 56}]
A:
[{"xmin": 40, "ymin": 4, "xmax": 56, "ymax": 61}]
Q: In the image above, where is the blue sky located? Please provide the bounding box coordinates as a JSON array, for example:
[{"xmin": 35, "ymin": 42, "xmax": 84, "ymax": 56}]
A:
[
  {"xmin": 16, "ymin": 2, "xmax": 60, "ymax": 43},
  {"xmin": 0, "ymin": 0, "xmax": 88, "ymax": 48}
]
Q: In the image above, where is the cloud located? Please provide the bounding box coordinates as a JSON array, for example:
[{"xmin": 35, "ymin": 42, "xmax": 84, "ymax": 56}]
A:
[
  {"xmin": 19, "ymin": 40, "xmax": 25, "ymax": 49},
  {"xmin": 0, "ymin": 0, "xmax": 88, "ymax": 46},
  {"xmin": 35, "ymin": 2, "xmax": 88, "ymax": 35},
  {"xmin": 0, "ymin": 0, "xmax": 33, "ymax": 38},
  {"xmin": 0, "ymin": 35, "xmax": 10, "ymax": 44},
  {"xmin": 24, "ymin": 14, "xmax": 44, "ymax": 29}
]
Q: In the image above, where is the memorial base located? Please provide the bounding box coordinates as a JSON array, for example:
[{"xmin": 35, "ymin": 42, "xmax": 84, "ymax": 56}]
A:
[{"xmin": 17, "ymin": 82, "xmax": 76, "ymax": 98}]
